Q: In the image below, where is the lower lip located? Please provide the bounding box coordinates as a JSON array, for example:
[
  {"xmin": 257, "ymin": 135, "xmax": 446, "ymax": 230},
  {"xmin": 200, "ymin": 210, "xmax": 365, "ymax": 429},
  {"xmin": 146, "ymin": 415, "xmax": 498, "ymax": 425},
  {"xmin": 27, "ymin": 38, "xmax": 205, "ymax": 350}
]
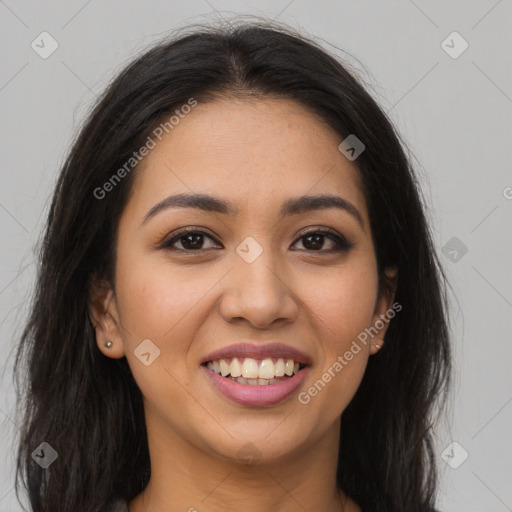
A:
[{"xmin": 201, "ymin": 365, "xmax": 310, "ymax": 407}]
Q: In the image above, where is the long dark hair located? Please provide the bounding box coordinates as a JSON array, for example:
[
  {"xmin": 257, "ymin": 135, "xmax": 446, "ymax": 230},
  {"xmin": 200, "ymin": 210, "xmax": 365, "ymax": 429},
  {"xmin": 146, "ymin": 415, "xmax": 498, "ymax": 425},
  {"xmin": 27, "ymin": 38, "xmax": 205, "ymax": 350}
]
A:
[{"xmin": 14, "ymin": 20, "xmax": 451, "ymax": 512}]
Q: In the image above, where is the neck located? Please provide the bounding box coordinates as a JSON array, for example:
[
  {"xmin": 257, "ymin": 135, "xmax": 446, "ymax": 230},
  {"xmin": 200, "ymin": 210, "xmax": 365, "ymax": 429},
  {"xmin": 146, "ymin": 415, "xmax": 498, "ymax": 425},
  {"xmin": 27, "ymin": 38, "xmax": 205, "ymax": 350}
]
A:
[{"xmin": 129, "ymin": 413, "xmax": 359, "ymax": 512}]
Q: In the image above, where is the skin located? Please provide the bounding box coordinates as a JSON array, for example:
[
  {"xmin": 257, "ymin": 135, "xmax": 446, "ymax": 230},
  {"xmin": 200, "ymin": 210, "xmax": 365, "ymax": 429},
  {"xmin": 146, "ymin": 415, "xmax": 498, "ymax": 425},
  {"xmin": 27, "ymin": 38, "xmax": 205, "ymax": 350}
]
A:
[{"xmin": 89, "ymin": 97, "xmax": 397, "ymax": 512}]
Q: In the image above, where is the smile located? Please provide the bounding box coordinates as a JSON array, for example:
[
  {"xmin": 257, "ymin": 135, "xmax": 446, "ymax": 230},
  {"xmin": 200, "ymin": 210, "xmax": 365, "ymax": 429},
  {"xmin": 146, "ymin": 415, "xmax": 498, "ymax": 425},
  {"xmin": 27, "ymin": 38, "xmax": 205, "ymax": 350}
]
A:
[
  {"xmin": 204, "ymin": 357, "xmax": 305, "ymax": 384},
  {"xmin": 201, "ymin": 357, "xmax": 309, "ymax": 406}
]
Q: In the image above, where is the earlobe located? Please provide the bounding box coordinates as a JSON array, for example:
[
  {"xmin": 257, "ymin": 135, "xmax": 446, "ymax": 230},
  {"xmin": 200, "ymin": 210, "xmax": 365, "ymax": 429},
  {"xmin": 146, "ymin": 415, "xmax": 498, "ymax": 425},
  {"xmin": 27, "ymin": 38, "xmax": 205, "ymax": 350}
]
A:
[
  {"xmin": 99, "ymin": 336, "xmax": 125, "ymax": 359},
  {"xmin": 88, "ymin": 276, "xmax": 126, "ymax": 359}
]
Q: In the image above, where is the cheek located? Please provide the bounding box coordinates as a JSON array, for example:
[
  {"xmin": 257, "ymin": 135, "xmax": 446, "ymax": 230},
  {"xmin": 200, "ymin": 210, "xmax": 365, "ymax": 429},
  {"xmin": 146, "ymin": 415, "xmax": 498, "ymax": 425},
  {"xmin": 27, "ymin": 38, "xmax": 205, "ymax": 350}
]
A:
[
  {"xmin": 114, "ymin": 256, "xmax": 210, "ymax": 410},
  {"xmin": 298, "ymin": 262, "xmax": 378, "ymax": 351},
  {"xmin": 115, "ymin": 255, "xmax": 214, "ymax": 341},
  {"xmin": 114, "ymin": 255, "xmax": 226, "ymax": 392},
  {"xmin": 296, "ymin": 267, "xmax": 376, "ymax": 428}
]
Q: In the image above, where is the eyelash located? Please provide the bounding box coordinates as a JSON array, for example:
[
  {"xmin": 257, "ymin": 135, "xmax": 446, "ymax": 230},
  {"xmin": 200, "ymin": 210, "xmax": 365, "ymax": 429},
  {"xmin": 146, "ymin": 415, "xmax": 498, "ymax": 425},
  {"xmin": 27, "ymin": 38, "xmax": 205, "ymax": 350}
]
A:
[{"xmin": 159, "ymin": 226, "xmax": 354, "ymax": 254}]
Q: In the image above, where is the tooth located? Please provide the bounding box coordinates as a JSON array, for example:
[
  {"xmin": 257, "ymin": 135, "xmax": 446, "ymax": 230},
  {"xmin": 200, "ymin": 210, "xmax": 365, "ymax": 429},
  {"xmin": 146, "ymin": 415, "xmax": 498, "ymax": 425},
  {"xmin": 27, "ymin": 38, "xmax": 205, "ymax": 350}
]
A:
[
  {"xmin": 230, "ymin": 358, "xmax": 242, "ymax": 378},
  {"xmin": 219, "ymin": 359, "xmax": 230, "ymax": 376},
  {"xmin": 207, "ymin": 361, "xmax": 214, "ymax": 370},
  {"xmin": 258, "ymin": 378, "xmax": 269, "ymax": 385},
  {"xmin": 293, "ymin": 362, "xmax": 300, "ymax": 375},
  {"xmin": 212, "ymin": 360, "xmax": 220, "ymax": 373},
  {"xmin": 258, "ymin": 358, "xmax": 275, "ymax": 379},
  {"xmin": 242, "ymin": 358, "xmax": 259, "ymax": 379},
  {"xmin": 269, "ymin": 378, "xmax": 278, "ymax": 384},
  {"xmin": 246, "ymin": 378, "xmax": 259, "ymax": 385},
  {"xmin": 285, "ymin": 359, "xmax": 294, "ymax": 376},
  {"xmin": 275, "ymin": 358, "xmax": 285, "ymax": 377},
  {"xmin": 236, "ymin": 376, "xmax": 248, "ymax": 384}
]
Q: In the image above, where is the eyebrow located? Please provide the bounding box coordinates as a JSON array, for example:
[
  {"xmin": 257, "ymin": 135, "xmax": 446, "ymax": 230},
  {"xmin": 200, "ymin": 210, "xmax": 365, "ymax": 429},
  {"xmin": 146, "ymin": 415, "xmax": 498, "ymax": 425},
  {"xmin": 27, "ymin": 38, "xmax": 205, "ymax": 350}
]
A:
[{"xmin": 141, "ymin": 192, "xmax": 364, "ymax": 229}]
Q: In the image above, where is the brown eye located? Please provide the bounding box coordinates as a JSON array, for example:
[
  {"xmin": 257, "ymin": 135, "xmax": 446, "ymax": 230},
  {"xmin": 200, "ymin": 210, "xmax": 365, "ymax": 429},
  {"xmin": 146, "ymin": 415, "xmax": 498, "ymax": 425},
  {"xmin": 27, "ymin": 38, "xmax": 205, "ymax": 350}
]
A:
[
  {"xmin": 292, "ymin": 229, "xmax": 353, "ymax": 252},
  {"xmin": 160, "ymin": 227, "xmax": 353, "ymax": 254},
  {"xmin": 161, "ymin": 229, "xmax": 221, "ymax": 251}
]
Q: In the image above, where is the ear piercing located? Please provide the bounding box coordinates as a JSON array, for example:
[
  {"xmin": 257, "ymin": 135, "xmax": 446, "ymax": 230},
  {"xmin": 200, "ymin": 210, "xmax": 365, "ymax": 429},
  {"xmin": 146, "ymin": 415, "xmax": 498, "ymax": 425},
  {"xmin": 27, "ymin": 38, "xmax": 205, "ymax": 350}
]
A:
[
  {"xmin": 374, "ymin": 344, "xmax": 381, "ymax": 350},
  {"xmin": 104, "ymin": 340, "xmax": 113, "ymax": 349}
]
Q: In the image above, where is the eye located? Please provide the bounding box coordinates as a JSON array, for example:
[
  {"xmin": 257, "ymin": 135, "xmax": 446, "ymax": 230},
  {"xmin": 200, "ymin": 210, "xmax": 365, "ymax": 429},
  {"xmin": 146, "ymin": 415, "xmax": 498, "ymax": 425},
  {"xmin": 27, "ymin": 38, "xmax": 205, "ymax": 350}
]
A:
[
  {"xmin": 159, "ymin": 227, "xmax": 353, "ymax": 254},
  {"xmin": 160, "ymin": 228, "xmax": 221, "ymax": 252},
  {"xmin": 291, "ymin": 228, "xmax": 353, "ymax": 253}
]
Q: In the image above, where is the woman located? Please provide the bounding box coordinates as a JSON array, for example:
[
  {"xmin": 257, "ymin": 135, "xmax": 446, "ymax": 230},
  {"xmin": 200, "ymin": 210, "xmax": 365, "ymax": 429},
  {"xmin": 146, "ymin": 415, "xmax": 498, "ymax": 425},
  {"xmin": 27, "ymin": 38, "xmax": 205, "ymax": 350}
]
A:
[{"xmin": 14, "ymin": 21, "xmax": 451, "ymax": 512}]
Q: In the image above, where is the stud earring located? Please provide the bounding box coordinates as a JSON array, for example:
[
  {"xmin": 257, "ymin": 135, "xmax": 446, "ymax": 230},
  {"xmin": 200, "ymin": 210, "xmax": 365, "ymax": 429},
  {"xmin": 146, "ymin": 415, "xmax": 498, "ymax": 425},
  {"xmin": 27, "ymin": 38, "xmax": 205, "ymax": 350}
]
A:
[
  {"xmin": 104, "ymin": 340, "xmax": 113, "ymax": 349},
  {"xmin": 374, "ymin": 344, "xmax": 381, "ymax": 350}
]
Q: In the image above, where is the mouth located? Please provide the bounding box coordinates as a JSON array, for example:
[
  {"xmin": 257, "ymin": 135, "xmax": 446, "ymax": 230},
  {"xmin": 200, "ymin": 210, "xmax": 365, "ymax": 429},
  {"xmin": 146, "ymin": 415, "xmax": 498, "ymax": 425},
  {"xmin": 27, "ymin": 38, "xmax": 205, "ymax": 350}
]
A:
[
  {"xmin": 201, "ymin": 357, "xmax": 308, "ymax": 385},
  {"xmin": 200, "ymin": 342, "xmax": 312, "ymax": 406}
]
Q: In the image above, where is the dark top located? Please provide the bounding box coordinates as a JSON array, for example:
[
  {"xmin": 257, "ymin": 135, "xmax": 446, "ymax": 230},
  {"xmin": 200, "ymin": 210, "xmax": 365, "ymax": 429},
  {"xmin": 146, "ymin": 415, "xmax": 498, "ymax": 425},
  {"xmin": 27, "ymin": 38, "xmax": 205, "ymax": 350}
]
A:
[{"xmin": 107, "ymin": 500, "xmax": 128, "ymax": 512}]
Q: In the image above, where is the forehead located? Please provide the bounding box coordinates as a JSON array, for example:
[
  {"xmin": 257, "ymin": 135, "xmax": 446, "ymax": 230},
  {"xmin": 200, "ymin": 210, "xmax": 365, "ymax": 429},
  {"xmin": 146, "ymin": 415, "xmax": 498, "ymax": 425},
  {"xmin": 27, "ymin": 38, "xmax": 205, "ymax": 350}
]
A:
[{"xmin": 128, "ymin": 97, "xmax": 367, "ymax": 222}]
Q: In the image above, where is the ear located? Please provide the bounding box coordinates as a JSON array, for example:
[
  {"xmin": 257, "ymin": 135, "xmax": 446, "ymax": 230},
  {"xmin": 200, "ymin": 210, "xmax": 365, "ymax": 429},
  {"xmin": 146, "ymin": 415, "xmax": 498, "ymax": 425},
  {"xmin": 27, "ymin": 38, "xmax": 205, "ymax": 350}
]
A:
[
  {"xmin": 369, "ymin": 266, "xmax": 398, "ymax": 355},
  {"xmin": 88, "ymin": 275, "xmax": 126, "ymax": 359}
]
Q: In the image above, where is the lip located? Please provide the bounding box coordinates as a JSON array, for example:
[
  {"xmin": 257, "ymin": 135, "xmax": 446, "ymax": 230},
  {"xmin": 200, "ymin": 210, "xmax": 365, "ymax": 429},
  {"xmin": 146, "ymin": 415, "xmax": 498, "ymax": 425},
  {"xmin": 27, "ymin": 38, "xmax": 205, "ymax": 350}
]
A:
[
  {"xmin": 200, "ymin": 342, "xmax": 312, "ymax": 366},
  {"xmin": 201, "ymin": 364, "xmax": 310, "ymax": 406}
]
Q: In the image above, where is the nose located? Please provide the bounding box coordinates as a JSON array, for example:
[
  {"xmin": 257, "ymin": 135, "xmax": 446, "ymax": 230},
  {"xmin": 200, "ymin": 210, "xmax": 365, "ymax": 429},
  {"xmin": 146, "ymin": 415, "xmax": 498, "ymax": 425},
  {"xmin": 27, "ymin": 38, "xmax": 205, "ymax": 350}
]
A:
[{"xmin": 218, "ymin": 248, "xmax": 299, "ymax": 329}]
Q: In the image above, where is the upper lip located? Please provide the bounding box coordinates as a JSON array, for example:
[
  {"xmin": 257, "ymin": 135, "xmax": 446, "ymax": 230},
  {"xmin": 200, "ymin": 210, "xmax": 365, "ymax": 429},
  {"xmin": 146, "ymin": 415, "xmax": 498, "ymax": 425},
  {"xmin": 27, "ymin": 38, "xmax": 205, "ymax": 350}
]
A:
[{"xmin": 201, "ymin": 342, "xmax": 312, "ymax": 366}]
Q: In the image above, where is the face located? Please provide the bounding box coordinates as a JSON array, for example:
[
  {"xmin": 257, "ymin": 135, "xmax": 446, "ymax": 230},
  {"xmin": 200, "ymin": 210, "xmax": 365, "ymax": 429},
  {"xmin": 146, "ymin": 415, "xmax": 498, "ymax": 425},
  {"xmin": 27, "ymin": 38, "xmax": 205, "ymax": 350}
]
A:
[{"xmin": 90, "ymin": 97, "xmax": 396, "ymax": 465}]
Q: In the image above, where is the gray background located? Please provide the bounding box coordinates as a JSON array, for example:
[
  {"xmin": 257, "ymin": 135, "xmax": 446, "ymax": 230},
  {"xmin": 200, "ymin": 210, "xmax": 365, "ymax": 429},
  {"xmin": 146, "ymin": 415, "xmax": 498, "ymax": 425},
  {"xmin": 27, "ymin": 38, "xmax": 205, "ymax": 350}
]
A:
[{"xmin": 1, "ymin": 1, "xmax": 511, "ymax": 511}]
